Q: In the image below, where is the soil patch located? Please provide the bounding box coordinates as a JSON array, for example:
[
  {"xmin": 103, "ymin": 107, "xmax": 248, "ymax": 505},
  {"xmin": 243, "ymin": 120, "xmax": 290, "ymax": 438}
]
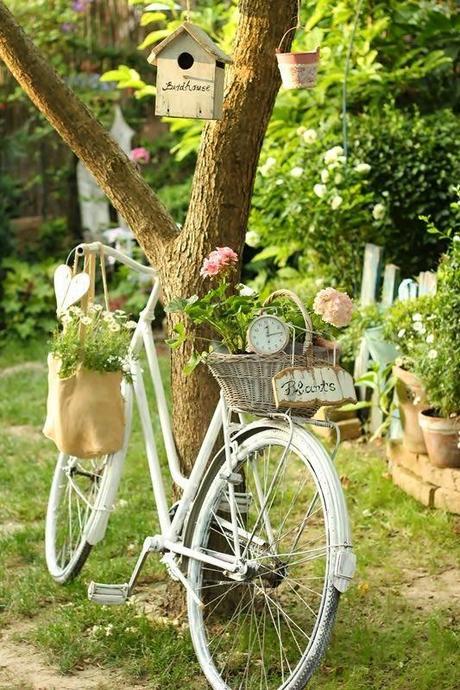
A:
[
  {"xmin": 0, "ymin": 363, "xmax": 45, "ymax": 379},
  {"xmin": 401, "ymin": 567, "xmax": 460, "ymax": 611},
  {"xmin": 0, "ymin": 624, "xmax": 147, "ymax": 690},
  {"xmin": 3, "ymin": 425, "xmax": 43, "ymax": 442}
]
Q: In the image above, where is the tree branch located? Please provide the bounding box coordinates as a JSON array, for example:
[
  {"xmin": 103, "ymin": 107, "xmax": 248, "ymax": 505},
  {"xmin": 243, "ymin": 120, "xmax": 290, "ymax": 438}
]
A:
[{"xmin": 0, "ymin": 0, "xmax": 178, "ymax": 262}]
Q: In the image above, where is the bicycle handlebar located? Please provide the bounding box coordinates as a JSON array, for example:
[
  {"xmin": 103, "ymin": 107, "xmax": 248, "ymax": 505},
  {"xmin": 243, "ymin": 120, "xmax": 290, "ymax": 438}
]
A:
[{"xmin": 75, "ymin": 242, "xmax": 158, "ymax": 279}]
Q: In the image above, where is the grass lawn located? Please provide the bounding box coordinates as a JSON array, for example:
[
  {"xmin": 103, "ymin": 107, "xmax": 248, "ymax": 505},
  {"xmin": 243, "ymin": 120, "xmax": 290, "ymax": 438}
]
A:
[{"xmin": 0, "ymin": 339, "xmax": 459, "ymax": 689}]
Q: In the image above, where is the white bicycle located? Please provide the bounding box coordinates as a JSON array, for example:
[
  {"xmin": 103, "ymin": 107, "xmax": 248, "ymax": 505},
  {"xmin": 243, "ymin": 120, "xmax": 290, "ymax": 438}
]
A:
[{"xmin": 45, "ymin": 242, "xmax": 356, "ymax": 690}]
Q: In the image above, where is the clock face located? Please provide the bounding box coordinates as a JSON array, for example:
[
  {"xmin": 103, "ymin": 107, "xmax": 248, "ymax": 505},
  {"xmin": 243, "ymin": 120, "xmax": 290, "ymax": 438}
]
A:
[{"xmin": 247, "ymin": 315, "xmax": 290, "ymax": 355}]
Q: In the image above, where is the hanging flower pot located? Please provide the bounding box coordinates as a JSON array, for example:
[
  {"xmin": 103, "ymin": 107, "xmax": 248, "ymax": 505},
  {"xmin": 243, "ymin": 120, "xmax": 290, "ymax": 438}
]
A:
[
  {"xmin": 276, "ymin": 47, "xmax": 320, "ymax": 90},
  {"xmin": 418, "ymin": 409, "xmax": 460, "ymax": 468}
]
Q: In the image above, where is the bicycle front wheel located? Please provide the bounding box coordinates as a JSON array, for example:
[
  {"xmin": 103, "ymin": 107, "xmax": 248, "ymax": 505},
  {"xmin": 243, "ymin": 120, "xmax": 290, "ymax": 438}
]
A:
[{"xmin": 187, "ymin": 426, "xmax": 346, "ymax": 690}]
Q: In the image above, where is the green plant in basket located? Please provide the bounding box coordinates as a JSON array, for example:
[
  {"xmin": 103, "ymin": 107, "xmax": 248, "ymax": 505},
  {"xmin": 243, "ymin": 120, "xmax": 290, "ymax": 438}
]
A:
[
  {"xmin": 165, "ymin": 248, "xmax": 263, "ymax": 367},
  {"xmin": 51, "ymin": 305, "xmax": 136, "ymax": 381},
  {"xmin": 166, "ymin": 247, "xmax": 354, "ymax": 372}
]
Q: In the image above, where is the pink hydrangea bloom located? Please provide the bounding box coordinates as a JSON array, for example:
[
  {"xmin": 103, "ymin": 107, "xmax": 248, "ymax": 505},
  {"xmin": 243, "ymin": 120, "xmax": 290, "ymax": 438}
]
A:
[
  {"xmin": 200, "ymin": 247, "xmax": 238, "ymax": 278},
  {"xmin": 313, "ymin": 288, "xmax": 353, "ymax": 328},
  {"xmin": 200, "ymin": 259, "xmax": 221, "ymax": 277},
  {"xmin": 129, "ymin": 147, "xmax": 150, "ymax": 165}
]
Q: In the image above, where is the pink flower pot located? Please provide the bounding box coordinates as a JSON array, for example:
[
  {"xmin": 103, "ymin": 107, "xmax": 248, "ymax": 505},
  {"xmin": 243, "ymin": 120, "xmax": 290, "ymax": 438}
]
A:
[{"xmin": 276, "ymin": 48, "xmax": 320, "ymax": 89}]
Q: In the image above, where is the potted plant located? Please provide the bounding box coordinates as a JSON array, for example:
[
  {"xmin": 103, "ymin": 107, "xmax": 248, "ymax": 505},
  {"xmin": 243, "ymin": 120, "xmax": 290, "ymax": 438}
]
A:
[
  {"xmin": 166, "ymin": 248, "xmax": 353, "ymax": 398},
  {"xmin": 383, "ymin": 295, "xmax": 437, "ymax": 454},
  {"xmin": 414, "ymin": 236, "xmax": 460, "ymax": 468}
]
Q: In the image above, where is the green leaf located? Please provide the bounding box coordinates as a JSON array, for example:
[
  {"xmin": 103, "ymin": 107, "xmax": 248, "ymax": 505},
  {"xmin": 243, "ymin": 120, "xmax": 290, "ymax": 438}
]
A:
[
  {"xmin": 138, "ymin": 28, "xmax": 171, "ymax": 50},
  {"xmin": 140, "ymin": 11, "xmax": 167, "ymax": 26},
  {"xmin": 165, "ymin": 322, "xmax": 187, "ymax": 350},
  {"xmin": 338, "ymin": 401, "xmax": 371, "ymax": 412},
  {"xmin": 165, "ymin": 297, "xmax": 189, "ymax": 313},
  {"xmin": 184, "ymin": 351, "xmax": 206, "ymax": 375}
]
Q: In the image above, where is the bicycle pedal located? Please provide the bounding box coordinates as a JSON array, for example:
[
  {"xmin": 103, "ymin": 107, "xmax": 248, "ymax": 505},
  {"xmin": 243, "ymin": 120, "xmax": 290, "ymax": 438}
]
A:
[{"xmin": 88, "ymin": 581, "xmax": 130, "ymax": 605}]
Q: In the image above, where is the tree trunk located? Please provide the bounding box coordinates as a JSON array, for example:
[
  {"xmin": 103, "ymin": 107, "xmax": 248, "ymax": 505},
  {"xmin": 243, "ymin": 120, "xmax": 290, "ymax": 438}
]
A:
[
  {"xmin": 0, "ymin": 0, "xmax": 296, "ymax": 473},
  {"xmin": 164, "ymin": 0, "xmax": 297, "ymax": 470}
]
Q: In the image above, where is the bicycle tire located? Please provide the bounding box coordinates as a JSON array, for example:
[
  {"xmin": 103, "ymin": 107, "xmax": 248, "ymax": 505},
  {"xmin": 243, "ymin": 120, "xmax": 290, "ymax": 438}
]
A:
[{"xmin": 45, "ymin": 451, "xmax": 115, "ymax": 583}]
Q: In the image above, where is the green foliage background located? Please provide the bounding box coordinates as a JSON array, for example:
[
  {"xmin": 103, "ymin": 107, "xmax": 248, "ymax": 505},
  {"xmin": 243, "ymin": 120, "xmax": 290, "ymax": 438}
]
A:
[{"xmin": 1, "ymin": 0, "xmax": 459, "ymax": 339}]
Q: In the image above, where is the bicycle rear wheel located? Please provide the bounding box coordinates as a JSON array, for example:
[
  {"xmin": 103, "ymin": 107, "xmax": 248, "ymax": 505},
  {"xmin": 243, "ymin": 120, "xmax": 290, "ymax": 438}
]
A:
[{"xmin": 187, "ymin": 426, "xmax": 346, "ymax": 690}]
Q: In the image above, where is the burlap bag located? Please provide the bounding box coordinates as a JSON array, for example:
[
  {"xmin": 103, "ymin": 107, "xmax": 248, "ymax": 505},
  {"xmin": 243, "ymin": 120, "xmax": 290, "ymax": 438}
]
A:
[
  {"xmin": 43, "ymin": 355, "xmax": 124, "ymax": 458},
  {"xmin": 43, "ymin": 248, "xmax": 125, "ymax": 458}
]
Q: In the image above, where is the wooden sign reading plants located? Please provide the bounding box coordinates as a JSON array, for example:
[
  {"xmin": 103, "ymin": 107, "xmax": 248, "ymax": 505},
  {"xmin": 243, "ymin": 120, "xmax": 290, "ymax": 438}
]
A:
[{"xmin": 273, "ymin": 365, "xmax": 357, "ymax": 410}]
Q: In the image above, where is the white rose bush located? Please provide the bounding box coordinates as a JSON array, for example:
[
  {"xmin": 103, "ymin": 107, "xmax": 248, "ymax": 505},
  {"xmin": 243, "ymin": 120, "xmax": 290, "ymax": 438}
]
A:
[{"xmin": 251, "ymin": 130, "xmax": 389, "ymax": 292}]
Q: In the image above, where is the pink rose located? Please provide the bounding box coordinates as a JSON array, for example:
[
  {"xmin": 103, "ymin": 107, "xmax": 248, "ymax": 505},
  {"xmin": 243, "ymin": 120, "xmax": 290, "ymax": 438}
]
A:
[
  {"xmin": 129, "ymin": 147, "xmax": 150, "ymax": 165},
  {"xmin": 200, "ymin": 247, "xmax": 239, "ymax": 279},
  {"xmin": 313, "ymin": 287, "xmax": 353, "ymax": 328},
  {"xmin": 200, "ymin": 258, "xmax": 221, "ymax": 277}
]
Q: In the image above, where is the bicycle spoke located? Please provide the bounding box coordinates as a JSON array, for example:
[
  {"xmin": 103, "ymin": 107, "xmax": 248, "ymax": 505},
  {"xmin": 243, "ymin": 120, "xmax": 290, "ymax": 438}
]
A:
[{"xmin": 50, "ymin": 454, "xmax": 109, "ymax": 576}]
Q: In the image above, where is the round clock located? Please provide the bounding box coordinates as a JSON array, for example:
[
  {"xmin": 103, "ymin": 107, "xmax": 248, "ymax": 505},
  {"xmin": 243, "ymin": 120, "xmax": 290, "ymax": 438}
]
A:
[{"xmin": 247, "ymin": 315, "xmax": 290, "ymax": 355}]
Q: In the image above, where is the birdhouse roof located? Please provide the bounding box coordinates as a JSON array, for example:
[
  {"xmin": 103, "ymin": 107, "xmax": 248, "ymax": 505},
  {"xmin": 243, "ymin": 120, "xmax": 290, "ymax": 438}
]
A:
[{"xmin": 148, "ymin": 22, "xmax": 233, "ymax": 65}]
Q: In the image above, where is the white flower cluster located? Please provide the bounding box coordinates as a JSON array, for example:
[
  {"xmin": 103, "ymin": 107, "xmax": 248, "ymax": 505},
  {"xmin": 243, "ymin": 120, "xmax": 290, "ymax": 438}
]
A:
[
  {"xmin": 297, "ymin": 127, "xmax": 318, "ymax": 145},
  {"xmin": 372, "ymin": 203, "xmax": 386, "ymax": 221},
  {"xmin": 59, "ymin": 304, "xmax": 137, "ymax": 334},
  {"xmin": 259, "ymin": 156, "xmax": 277, "ymax": 177},
  {"xmin": 309, "ymin": 145, "xmax": 350, "ymax": 210}
]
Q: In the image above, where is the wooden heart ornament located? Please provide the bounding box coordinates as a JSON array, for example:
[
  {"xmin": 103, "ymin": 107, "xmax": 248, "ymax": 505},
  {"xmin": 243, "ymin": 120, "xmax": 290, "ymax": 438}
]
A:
[{"xmin": 54, "ymin": 265, "xmax": 90, "ymax": 313}]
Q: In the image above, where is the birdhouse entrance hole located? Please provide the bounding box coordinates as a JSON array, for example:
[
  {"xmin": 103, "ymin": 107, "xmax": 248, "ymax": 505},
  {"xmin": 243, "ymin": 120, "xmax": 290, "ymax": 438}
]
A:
[{"xmin": 178, "ymin": 52, "xmax": 195, "ymax": 70}]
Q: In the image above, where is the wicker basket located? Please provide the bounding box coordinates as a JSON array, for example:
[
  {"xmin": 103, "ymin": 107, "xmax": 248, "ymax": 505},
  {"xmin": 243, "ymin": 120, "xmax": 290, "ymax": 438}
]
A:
[{"xmin": 207, "ymin": 289, "xmax": 333, "ymax": 418}]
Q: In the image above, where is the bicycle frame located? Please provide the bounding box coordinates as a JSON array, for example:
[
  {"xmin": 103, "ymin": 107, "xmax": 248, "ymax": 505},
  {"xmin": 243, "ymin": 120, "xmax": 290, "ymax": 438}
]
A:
[
  {"xmin": 77, "ymin": 242, "xmax": 354, "ymax": 602},
  {"xmin": 76, "ymin": 242, "xmax": 246, "ymax": 579}
]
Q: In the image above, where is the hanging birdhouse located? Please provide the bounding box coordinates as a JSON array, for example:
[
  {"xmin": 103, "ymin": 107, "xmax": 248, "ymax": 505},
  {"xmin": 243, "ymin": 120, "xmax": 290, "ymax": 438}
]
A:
[{"xmin": 148, "ymin": 22, "xmax": 233, "ymax": 120}]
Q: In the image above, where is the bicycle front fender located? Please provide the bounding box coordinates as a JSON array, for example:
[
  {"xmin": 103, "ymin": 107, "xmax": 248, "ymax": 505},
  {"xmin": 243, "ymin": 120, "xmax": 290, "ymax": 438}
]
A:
[{"xmin": 232, "ymin": 418, "xmax": 356, "ymax": 592}]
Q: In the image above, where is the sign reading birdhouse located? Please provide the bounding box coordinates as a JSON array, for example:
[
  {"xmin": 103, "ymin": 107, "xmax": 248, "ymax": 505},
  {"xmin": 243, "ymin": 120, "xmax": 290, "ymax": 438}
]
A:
[{"xmin": 148, "ymin": 22, "xmax": 232, "ymax": 120}]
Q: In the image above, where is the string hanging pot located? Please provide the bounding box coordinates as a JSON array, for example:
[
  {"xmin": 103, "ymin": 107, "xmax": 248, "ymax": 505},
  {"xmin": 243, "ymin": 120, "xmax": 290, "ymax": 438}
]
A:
[{"xmin": 276, "ymin": 19, "xmax": 320, "ymax": 90}]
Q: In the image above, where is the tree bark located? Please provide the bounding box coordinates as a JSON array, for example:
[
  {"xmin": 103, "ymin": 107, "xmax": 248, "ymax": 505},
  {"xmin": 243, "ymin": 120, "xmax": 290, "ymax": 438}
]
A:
[{"xmin": 0, "ymin": 0, "xmax": 296, "ymax": 473}]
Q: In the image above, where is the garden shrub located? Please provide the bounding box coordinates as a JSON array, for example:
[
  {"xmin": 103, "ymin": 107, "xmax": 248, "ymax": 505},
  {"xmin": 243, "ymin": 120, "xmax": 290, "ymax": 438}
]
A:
[
  {"xmin": 249, "ymin": 128, "xmax": 388, "ymax": 294},
  {"xmin": 0, "ymin": 260, "xmax": 56, "ymax": 340},
  {"xmin": 353, "ymin": 106, "xmax": 460, "ymax": 275},
  {"xmin": 412, "ymin": 239, "xmax": 460, "ymax": 417},
  {"xmin": 383, "ymin": 294, "xmax": 438, "ymax": 365},
  {"xmin": 249, "ymin": 105, "xmax": 460, "ymax": 296}
]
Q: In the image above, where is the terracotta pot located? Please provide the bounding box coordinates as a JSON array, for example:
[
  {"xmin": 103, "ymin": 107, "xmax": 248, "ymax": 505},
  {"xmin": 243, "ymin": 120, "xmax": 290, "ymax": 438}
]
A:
[
  {"xmin": 276, "ymin": 48, "xmax": 320, "ymax": 89},
  {"xmin": 393, "ymin": 365, "xmax": 428, "ymax": 454},
  {"xmin": 418, "ymin": 409, "xmax": 460, "ymax": 468}
]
